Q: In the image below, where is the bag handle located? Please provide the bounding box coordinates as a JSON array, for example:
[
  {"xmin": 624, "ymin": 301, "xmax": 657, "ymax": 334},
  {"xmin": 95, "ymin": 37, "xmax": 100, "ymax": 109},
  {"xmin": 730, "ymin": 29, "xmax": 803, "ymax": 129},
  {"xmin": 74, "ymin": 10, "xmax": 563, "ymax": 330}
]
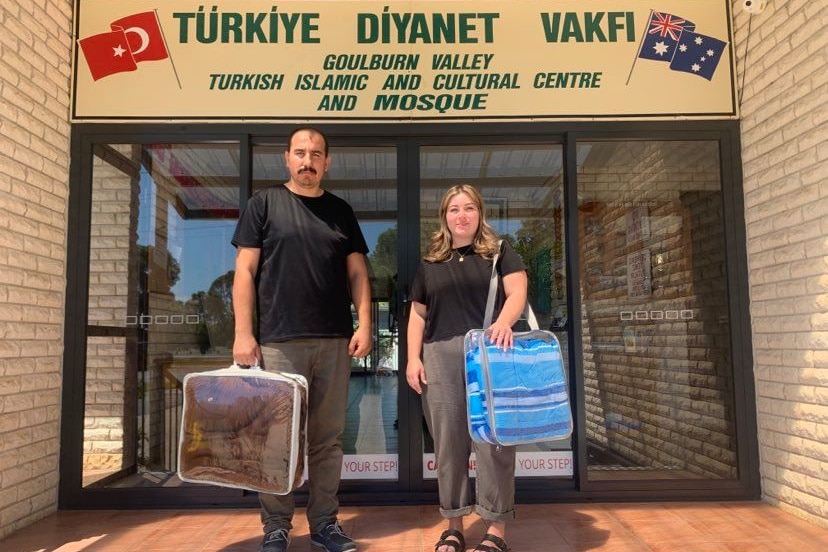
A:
[
  {"xmin": 231, "ymin": 361, "xmax": 261, "ymax": 371},
  {"xmin": 483, "ymin": 240, "xmax": 539, "ymax": 330}
]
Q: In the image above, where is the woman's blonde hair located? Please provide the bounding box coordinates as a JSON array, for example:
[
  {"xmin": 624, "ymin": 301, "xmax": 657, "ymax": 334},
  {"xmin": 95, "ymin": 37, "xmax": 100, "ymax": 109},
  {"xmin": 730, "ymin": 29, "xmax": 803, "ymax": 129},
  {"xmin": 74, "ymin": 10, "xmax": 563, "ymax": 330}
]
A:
[{"xmin": 424, "ymin": 184, "xmax": 500, "ymax": 262}]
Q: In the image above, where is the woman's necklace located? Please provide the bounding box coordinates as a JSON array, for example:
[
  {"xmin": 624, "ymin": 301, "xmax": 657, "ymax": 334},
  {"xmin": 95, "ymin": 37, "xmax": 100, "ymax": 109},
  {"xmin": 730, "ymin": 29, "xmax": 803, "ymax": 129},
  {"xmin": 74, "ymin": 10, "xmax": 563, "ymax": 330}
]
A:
[{"xmin": 454, "ymin": 245, "xmax": 474, "ymax": 262}]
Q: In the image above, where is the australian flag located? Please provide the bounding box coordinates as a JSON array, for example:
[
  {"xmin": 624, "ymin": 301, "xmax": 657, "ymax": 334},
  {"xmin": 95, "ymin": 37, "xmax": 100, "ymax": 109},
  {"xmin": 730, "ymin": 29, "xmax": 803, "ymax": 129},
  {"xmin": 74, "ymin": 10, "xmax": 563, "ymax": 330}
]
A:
[
  {"xmin": 670, "ymin": 31, "xmax": 728, "ymax": 80},
  {"xmin": 638, "ymin": 12, "xmax": 695, "ymax": 62}
]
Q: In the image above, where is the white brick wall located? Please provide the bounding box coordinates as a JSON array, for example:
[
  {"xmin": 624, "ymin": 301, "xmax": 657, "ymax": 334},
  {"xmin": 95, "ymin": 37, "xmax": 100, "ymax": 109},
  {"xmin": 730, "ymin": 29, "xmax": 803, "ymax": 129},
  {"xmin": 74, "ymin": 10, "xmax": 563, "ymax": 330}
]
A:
[
  {"xmin": 734, "ymin": 0, "xmax": 828, "ymax": 528},
  {"xmin": 0, "ymin": 0, "xmax": 72, "ymax": 540}
]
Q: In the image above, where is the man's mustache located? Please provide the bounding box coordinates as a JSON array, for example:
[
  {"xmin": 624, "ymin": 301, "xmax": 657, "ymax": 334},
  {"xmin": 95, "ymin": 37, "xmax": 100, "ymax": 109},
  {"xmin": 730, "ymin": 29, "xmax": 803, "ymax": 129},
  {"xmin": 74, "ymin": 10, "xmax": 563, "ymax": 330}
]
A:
[{"xmin": 299, "ymin": 166, "xmax": 317, "ymax": 174}]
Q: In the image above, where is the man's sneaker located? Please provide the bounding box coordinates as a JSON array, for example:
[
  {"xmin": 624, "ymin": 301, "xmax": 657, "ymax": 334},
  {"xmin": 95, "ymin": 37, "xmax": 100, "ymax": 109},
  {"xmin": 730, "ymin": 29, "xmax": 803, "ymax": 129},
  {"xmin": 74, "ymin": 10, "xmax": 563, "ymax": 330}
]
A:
[
  {"xmin": 260, "ymin": 528, "xmax": 290, "ymax": 552},
  {"xmin": 310, "ymin": 521, "xmax": 356, "ymax": 552}
]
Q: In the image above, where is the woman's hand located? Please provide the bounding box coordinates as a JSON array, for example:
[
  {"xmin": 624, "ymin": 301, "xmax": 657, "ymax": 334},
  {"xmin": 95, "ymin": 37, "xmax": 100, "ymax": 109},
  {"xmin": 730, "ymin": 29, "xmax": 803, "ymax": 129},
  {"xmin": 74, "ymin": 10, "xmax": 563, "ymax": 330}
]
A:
[
  {"xmin": 406, "ymin": 357, "xmax": 427, "ymax": 394},
  {"xmin": 488, "ymin": 269, "xmax": 528, "ymax": 350},
  {"xmin": 487, "ymin": 320, "xmax": 514, "ymax": 350}
]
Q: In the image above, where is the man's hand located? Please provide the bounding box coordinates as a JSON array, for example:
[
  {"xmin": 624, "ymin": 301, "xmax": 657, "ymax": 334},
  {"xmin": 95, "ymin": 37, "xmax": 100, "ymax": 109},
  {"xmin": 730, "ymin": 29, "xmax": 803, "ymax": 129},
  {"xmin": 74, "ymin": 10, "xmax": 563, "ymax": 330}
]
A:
[
  {"xmin": 233, "ymin": 334, "xmax": 261, "ymax": 367},
  {"xmin": 348, "ymin": 325, "xmax": 372, "ymax": 358}
]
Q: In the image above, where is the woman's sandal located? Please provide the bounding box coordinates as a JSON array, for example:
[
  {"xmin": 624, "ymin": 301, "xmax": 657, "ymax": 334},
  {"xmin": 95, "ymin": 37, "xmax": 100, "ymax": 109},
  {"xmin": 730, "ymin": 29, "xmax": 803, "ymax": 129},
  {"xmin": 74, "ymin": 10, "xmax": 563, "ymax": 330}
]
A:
[
  {"xmin": 434, "ymin": 528, "xmax": 465, "ymax": 552},
  {"xmin": 473, "ymin": 532, "xmax": 509, "ymax": 552}
]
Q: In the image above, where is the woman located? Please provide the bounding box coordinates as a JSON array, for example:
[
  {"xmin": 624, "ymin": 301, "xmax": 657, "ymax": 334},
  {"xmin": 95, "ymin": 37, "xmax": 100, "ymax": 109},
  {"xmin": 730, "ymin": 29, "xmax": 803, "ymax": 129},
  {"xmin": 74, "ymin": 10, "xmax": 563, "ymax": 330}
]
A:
[{"xmin": 407, "ymin": 184, "xmax": 528, "ymax": 552}]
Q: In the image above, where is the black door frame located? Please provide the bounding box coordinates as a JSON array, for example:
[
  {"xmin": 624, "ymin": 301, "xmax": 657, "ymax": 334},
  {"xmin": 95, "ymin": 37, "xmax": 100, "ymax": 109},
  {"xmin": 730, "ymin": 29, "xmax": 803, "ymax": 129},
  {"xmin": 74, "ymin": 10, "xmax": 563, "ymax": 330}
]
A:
[{"xmin": 61, "ymin": 121, "xmax": 759, "ymax": 509}]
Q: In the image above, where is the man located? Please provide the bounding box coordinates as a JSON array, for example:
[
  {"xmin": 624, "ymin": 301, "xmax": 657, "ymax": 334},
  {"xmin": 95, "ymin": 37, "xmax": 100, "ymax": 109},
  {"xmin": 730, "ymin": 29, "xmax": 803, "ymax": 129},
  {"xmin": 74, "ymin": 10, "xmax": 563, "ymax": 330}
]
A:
[{"xmin": 232, "ymin": 127, "xmax": 372, "ymax": 552}]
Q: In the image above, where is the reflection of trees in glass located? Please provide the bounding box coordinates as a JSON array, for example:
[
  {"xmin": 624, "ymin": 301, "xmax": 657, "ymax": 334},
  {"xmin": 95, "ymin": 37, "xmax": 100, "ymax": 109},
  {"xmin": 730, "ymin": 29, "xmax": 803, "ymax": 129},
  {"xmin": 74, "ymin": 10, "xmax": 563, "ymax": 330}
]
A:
[
  {"xmin": 367, "ymin": 227, "xmax": 398, "ymax": 363},
  {"xmin": 137, "ymin": 245, "xmax": 181, "ymax": 295},
  {"xmin": 419, "ymin": 221, "xmax": 438, "ymax": 255},
  {"xmin": 514, "ymin": 218, "xmax": 563, "ymax": 315},
  {"xmin": 188, "ymin": 270, "xmax": 235, "ymax": 353},
  {"xmin": 368, "ymin": 227, "xmax": 397, "ymax": 300}
]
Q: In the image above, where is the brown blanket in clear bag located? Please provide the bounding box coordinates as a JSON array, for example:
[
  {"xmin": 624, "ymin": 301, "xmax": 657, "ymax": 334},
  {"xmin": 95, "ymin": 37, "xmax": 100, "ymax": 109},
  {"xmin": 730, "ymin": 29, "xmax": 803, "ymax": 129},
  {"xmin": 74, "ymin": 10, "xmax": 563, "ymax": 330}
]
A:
[{"xmin": 179, "ymin": 372, "xmax": 307, "ymax": 494}]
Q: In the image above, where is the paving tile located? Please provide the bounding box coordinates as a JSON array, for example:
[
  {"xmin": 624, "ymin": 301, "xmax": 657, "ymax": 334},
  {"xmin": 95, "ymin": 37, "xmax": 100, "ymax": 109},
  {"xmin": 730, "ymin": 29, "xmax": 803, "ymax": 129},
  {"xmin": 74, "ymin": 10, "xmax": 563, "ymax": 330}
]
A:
[
  {"xmin": 622, "ymin": 518, "xmax": 706, "ymax": 545},
  {"xmin": 647, "ymin": 543, "xmax": 731, "ymax": 552},
  {"xmin": 551, "ymin": 517, "xmax": 636, "ymax": 547},
  {"xmin": 2, "ymin": 502, "xmax": 827, "ymax": 552}
]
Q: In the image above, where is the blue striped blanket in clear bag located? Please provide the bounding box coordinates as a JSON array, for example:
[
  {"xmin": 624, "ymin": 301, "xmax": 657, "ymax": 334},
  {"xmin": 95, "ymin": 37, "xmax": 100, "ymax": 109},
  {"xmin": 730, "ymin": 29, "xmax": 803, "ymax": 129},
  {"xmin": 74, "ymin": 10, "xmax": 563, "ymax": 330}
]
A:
[{"xmin": 464, "ymin": 329, "xmax": 573, "ymax": 446}]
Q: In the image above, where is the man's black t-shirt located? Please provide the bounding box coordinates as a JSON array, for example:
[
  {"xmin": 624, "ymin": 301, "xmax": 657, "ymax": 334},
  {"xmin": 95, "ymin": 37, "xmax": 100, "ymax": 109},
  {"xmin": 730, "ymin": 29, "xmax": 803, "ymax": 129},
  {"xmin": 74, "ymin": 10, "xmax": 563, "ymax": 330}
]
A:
[
  {"xmin": 410, "ymin": 241, "xmax": 526, "ymax": 343},
  {"xmin": 231, "ymin": 185, "xmax": 368, "ymax": 343}
]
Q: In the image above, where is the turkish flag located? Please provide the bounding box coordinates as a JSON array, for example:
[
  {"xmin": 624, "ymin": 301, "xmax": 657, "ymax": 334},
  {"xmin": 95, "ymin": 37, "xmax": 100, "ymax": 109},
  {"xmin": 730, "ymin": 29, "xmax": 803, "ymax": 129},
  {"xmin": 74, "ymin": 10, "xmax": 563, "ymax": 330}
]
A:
[
  {"xmin": 78, "ymin": 29, "xmax": 138, "ymax": 81},
  {"xmin": 110, "ymin": 11, "xmax": 168, "ymax": 63}
]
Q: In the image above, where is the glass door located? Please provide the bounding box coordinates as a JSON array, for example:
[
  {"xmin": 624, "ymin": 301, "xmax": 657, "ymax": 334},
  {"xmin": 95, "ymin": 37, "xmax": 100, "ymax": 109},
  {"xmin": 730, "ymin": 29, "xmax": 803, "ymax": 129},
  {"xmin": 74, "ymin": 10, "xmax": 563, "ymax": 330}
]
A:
[
  {"xmin": 416, "ymin": 143, "xmax": 574, "ymax": 483},
  {"xmin": 576, "ymin": 140, "xmax": 739, "ymax": 483},
  {"xmin": 83, "ymin": 143, "xmax": 240, "ymax": 489}
]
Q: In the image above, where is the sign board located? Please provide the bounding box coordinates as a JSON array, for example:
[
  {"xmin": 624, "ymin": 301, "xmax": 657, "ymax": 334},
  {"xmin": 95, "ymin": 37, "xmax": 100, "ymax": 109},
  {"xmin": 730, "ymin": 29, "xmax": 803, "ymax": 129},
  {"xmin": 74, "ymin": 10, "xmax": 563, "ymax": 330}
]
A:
[
  {"xmin": 339, "ymin": 451, "xmax": 573, "ymax": 480},
  {"xmin": 342, "ymin": 454, "xmax": 399, "ymax": 480},
  {"xmin": 72, "ymin": 0, "xmax": 737, "ymax": 121},
  {"xmin": 423, "ymin": 451, "xmax": 574, "ymax": 479}
]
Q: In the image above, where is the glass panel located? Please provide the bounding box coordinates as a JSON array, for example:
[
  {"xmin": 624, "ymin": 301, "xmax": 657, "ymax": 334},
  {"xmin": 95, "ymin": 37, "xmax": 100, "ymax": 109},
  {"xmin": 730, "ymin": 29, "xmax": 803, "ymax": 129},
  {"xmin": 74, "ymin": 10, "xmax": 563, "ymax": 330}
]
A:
[
  {"xmin": 577, "ymin": 141, "xmax": 737, "ymax": 481},
  {"xmin": 253, "ymin": 144, "xmax": 400, "ymax": 481},
  {"xmin": 419, "ymin": 144, "xmax": 573, "ymax": 480},
  {"xmin": 83, "ymin": 143, "xmax": 239, "ymax": 488}
]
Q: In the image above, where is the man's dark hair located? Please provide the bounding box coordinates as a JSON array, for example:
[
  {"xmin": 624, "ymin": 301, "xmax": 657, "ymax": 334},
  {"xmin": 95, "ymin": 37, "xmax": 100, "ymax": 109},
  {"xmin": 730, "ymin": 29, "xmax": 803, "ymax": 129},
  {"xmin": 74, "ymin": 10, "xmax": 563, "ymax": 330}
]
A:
[{"xmin": 286, "ymin": 127, "xmax": 329, "ymax": 156}]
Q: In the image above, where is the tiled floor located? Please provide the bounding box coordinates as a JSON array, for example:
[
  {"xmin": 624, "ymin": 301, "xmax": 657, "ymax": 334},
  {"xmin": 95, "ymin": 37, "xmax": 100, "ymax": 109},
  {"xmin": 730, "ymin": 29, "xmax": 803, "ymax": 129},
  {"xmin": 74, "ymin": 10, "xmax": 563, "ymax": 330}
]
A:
[{"xmin": 3, "ymin": 502, "xmax": 828, "ymax": 552}]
